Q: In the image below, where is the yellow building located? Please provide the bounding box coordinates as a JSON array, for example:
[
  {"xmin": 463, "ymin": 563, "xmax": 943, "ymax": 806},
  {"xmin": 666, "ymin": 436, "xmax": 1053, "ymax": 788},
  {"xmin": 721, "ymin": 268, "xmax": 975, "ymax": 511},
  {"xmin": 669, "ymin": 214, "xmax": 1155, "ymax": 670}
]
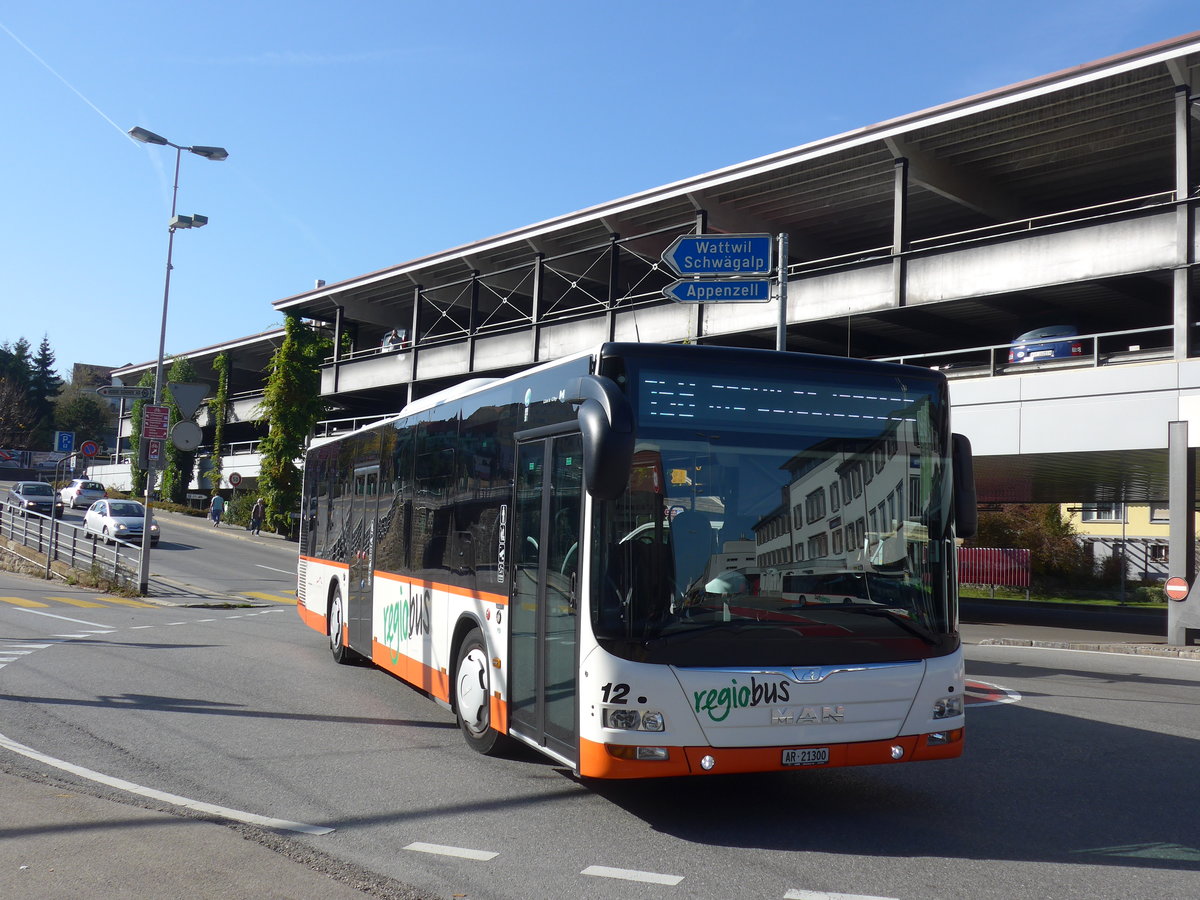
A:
[{"xmin": 1062, "ymin": 503, "xmax": 1200, "ymax": 581}]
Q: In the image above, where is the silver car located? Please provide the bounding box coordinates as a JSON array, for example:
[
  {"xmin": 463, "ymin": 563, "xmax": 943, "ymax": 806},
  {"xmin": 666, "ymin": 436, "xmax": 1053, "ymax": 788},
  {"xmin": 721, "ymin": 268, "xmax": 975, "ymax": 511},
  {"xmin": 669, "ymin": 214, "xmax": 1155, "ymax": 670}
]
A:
[
  {"xmin": 6, "ymin": 481, "xmax": 64, "ymax": 517},
  {"xmin": 60, "ymin": 478, "xmax": 108, "ymax": 509},
  {"xmin": 83, "ymin": 499, "xmax": 161, "ymax": 547}
]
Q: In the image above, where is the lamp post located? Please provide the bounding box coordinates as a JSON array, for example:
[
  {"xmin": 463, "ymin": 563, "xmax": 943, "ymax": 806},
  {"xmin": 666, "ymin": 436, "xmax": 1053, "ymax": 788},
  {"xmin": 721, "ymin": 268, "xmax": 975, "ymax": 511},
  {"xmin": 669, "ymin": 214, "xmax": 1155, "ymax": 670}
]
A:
[{"xmin": 128, "ymin": 126, "xmax": 228, "ymax": 594}]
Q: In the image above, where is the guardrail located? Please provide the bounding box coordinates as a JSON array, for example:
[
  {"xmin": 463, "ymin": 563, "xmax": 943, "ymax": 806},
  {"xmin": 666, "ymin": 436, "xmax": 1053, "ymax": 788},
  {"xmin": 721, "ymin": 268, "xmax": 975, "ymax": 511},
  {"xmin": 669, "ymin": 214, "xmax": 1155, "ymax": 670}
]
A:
[
  {"xmin": 876, "ymin": 324, "xmax": 1175, "ymax": 377},
  {"xmin": 1, "ymin": 503, "xmax": 138, "ymax": 587}
]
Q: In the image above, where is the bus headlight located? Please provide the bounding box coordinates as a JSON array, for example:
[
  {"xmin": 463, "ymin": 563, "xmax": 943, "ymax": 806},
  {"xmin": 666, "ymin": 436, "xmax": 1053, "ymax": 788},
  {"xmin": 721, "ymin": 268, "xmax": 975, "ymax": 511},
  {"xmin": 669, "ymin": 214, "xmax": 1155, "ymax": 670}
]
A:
[
  {"xmin": 605, "ymin": 709, "xmax": 641, "ymax": 730},
  {"xmin": 933, "ymin": 696, "xmax": 963, "ymax": 719},
  {"xmin": 603, "ymin": 708, "xmax": 667, "ymax": 731}
]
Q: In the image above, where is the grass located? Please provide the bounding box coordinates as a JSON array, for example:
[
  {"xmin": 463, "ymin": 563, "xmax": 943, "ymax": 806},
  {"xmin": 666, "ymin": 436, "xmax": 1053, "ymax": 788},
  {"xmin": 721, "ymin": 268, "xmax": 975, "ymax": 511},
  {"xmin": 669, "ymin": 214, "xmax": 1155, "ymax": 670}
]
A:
[{"xmin": 960, "ymin": 585, "xmax": 1167, "ymax": 610}]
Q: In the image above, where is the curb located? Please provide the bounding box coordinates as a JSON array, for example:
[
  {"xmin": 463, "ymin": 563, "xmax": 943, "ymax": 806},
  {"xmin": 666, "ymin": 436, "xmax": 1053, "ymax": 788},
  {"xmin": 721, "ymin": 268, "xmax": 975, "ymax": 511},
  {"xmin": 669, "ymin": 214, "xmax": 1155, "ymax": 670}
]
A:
[{"xmin": 979, "ymin": 638, "xmax": 1200, "ymax": 660}]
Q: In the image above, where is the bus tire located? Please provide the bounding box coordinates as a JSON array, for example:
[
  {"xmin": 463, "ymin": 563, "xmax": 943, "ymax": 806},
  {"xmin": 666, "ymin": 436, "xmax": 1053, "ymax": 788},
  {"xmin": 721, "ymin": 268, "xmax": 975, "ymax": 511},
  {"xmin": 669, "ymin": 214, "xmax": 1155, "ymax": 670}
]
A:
[
  {"xmin": 329, "ymin": 584, "xmax": 354, "ymax": 665},
  {"xmin": 454, "ymin": 628, "xmax": 506, "ymax": 755}
]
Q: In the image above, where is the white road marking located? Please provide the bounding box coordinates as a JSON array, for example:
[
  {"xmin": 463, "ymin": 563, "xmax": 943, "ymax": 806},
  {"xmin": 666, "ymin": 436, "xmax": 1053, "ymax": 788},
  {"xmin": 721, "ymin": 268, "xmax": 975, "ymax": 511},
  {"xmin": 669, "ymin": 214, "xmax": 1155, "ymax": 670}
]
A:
[
  {"xmin": 404, "ymin": 842, "xmax": 498, "ymax": 861},
  {"xmin": 582, "ymin": 865, "xmax": 683, "ymax": 886},
  {"xmin": 255, "ymin": 564, "xmax": 295, "ymax": 575},
  {"xmin": 785, "ymin": 891, "xmax": 898, "ymax": 900},
  {"xmin": 0, "ymin": 731, "xmax": 334, "ymax": 836},
  {"xmin": 18, "ymin": 608, "xmax": 110, "ymax": 627},
  {"xmin": 965, "ymin": 679, "xmax": 1022, "ymax": 706}
]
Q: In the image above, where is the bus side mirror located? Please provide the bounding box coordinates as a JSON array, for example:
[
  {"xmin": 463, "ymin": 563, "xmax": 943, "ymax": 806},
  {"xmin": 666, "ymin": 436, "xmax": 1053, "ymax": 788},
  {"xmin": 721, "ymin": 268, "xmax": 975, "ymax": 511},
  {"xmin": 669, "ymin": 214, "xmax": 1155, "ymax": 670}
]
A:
[
  {"xmin": 952, "ymin": 432, "xmax": 977, "ymax": 540},
  {"xmin": 566, "ymin": 375, "xmax": 635, "ymax": 500}
]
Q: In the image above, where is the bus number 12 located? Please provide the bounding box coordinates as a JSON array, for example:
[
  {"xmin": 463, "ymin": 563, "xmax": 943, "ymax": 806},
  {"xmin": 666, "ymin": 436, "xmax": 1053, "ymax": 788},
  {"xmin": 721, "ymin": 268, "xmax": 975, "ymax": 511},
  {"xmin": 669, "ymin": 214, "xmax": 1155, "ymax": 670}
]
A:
[{"xmin": 601, "ymin": 682, "xmax": 630, "ymax": 704}]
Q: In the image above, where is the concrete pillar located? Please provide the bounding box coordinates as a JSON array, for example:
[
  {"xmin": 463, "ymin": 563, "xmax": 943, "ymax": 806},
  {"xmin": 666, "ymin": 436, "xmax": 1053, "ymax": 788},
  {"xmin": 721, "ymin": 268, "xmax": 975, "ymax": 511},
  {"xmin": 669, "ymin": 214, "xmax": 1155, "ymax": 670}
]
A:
[
  {"xmin": 893, "ymin": 156, "xmax": 909, "ymax": 308},
  {"xmin": 1172, "ymin": 85, "xmax": 1193, "ymax": 360}
]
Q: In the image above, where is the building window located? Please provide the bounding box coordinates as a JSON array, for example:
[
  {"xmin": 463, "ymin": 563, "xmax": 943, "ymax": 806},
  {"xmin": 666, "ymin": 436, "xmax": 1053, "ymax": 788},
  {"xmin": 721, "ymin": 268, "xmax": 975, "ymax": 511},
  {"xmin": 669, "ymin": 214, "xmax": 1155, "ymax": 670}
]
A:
[
  {"xmin": 808, "ymin": 533, "xmax": 829, "ymax": 559},
  {"xmin": 1150, "ymin": 506, "xmax": 1170, "ymax": 524},
  {"xmin": 1081, "ymin": 503, "xmax": 1125, "ymax": 522},
  {"xmin": 1149, "ymin": 544, "xmax": 1168, "ymax": 563},
  {"xmin": 805, "ymin": 488, "xmax": 826, "ymax": 524}
]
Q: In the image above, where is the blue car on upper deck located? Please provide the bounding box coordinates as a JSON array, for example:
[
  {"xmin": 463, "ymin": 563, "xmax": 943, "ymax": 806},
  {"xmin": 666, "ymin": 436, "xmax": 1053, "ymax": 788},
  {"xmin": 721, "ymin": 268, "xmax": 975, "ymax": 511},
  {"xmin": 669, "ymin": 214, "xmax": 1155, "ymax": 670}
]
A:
[{"xmin": 1008, "ymin": 325, "xmax": 1083, "ymax": 364}]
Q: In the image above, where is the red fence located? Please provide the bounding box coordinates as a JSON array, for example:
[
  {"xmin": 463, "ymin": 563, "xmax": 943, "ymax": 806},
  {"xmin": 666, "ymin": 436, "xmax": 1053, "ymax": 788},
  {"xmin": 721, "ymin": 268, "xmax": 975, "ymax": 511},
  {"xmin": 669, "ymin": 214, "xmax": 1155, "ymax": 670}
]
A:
[{"xmin": 958, "ymin": 547, "xmax": 1031, "ymax": 587}]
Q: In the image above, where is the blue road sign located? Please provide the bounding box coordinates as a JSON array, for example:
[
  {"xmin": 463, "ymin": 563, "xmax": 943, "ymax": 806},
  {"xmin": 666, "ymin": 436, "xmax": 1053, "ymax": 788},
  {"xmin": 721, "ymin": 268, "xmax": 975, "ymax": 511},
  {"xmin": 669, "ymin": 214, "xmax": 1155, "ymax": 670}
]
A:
[
  {"xmin": 664, "ymin": 279, "xmax": 772, "ymax": 303},
  {"xmin": 54, "ymin": 430, "xmax": 75, "ymax": 453},
  {"xmin": 662, "ymin": 233, "xmax": 773, "ymax": 276}
]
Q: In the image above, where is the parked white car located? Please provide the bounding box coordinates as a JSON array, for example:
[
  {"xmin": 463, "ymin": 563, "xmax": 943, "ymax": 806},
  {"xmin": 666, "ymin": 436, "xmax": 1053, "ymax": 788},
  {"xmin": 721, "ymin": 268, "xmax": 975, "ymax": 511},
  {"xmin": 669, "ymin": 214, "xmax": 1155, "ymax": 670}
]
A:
[{"xmin": 83, "ymin": 499, "xmax": 160, "ymax": 547}]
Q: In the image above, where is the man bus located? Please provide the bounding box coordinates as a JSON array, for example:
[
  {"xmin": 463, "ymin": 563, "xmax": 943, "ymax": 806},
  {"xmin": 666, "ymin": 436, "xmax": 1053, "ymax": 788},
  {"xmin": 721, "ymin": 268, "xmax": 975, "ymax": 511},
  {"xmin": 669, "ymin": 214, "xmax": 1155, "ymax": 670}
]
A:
[{"xmin": 296, "ymin": 342, "xmax": 975, "ymax": 779}]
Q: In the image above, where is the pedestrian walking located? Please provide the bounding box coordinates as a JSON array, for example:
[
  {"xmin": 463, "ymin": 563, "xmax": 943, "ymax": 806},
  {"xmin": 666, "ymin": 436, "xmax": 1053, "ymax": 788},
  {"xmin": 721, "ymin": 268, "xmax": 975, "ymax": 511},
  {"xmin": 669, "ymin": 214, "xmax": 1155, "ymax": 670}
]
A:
[
  {"xmin": 209, "ymin": 493, "xmax": 226, "ymax": 527},
  {"xmin": 250, "ymin": 497, "xmax": 265, "ymax": 536}
]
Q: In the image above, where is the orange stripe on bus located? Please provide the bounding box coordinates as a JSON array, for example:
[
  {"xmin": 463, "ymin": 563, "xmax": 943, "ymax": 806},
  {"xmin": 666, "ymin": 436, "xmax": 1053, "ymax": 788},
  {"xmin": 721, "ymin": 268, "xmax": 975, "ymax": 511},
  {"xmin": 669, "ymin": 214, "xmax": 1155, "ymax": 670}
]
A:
[
  {"xmin": 578, "ymin": 730, "xmax": 964, "ymax": 779},
  {"xmin": 300, "ymin": 555, "xmax": 350, "ymax": 570},
  {"xmin": 373, "ymin": 570, "xmax": 508, "ymax": 606},
  {"xmin": 296, "ymin": 602, "xmax": 326, "ymax": 633},
  {"xmin": 371, "ymin": 639, "xmax": 451, "ymax": 704},
  {"xmin": 490, "ymin": 692, "xmax": 507, "ymax": 735}
]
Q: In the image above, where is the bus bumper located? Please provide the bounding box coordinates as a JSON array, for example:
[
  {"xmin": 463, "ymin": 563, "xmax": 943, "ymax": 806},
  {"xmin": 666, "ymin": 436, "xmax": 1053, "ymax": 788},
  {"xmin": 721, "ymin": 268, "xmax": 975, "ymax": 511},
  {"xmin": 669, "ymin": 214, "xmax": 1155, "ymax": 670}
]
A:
[{"xmin": 578, "ymin": 728, "xmax": 963, "ymax": 779}]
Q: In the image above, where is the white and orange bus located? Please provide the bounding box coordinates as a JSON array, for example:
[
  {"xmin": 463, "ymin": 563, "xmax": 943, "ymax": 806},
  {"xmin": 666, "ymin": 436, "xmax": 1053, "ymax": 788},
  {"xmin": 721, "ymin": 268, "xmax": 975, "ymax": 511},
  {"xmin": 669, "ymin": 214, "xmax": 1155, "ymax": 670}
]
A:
[{"xmin": 296, "ymin": 342, "xmax": 976, "ymax": 778}]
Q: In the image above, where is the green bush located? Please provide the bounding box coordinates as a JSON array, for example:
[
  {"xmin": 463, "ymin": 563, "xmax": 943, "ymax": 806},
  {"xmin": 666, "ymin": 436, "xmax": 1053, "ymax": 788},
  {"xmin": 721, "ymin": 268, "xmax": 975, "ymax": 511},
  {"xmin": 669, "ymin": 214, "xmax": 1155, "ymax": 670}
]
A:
[{"xmin": 1130, "ymin": 584, "xmax": 1165, "ymax": 604}]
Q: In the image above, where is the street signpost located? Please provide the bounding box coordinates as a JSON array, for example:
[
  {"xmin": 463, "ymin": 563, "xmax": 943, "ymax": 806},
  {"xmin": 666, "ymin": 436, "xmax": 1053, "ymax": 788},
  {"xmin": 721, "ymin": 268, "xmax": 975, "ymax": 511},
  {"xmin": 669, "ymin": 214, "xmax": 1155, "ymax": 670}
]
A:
[
  {"xmin": 79, "ymin": 440, "xmax": 99, "ymax": 458},
  {"xmin": 1165, "ymin": 576, "xmax": 1189, "ymax": 601},
  {"xmin": 96, "ymin": 385, "xmax": 155, "ymax": 400},
  {"xmin": 663, "ymin": 278, "xmax": 772, "ymax": 303},
  {"xmin": 54, "ymin": 431, "xmax": 75, "ymax": 454},
  {"xmin": 662, "ymin": 234, "xmax": 772, "ymax": 276},
  {"xmin": 661, "ymin": 233, "xmax": 789, "ymax": 348},
  {"xmin": 142, "ymin": 405, "xmax": 170, "ymax": 440}
]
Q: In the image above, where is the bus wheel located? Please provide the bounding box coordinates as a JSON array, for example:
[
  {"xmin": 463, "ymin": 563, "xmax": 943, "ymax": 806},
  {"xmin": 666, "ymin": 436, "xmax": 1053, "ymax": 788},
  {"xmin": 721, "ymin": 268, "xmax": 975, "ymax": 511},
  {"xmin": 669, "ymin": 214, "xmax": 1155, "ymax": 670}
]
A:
[
  {"xmin": 454, "ymin": 628, "xmax": 505, "ymax": 755},
  {"xmin": 329, "ymin": 585, "xmax": 353, "ymax": 665}
]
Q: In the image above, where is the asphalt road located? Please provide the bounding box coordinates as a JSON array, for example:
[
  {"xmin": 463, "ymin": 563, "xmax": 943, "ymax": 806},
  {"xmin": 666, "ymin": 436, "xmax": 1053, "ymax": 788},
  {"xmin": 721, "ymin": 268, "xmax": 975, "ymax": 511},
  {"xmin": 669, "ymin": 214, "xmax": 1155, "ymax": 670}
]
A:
[{"xmin": 0, "ymin": 519, "xmax": 1197, "ymax": 899}]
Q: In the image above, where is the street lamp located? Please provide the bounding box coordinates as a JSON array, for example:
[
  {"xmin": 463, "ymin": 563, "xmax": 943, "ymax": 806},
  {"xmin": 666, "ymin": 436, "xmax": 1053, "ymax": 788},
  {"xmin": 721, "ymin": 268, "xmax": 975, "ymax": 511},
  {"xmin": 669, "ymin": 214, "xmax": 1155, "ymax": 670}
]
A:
[{"xmin": 129, "ymin": 125, "xmax": 228, "ymax": 594}]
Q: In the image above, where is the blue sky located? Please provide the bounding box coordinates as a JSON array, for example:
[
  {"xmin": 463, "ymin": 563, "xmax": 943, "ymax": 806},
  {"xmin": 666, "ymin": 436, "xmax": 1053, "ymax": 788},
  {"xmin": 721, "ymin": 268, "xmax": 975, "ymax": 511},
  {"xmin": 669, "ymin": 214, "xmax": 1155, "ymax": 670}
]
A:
[{"xmin": 2, "ymin": 1, "xmax": 1198, "ymax": 378}]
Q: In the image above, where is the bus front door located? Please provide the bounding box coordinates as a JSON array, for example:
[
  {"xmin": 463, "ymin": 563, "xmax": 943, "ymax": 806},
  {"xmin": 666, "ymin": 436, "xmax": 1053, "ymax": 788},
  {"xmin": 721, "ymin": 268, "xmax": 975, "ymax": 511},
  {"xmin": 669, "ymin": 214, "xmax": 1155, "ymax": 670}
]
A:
[{"xmin": 510, "ymin": 432, "xmax": 583, "ymax": 764}]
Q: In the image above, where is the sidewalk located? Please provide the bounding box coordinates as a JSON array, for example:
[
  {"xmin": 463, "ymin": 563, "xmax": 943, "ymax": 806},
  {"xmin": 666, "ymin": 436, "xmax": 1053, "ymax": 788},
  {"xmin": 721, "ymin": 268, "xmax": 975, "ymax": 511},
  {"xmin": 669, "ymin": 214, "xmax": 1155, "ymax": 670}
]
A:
[
  {"xmin": 960, "ymin": 598, "xmax": 1200, "ymax": 660},
  {"xmin": 0, "ymin": 763, "xmax": 425, "ymax": 899},
  {"xmin": 0, "ymin": 522, "xmax": 428, "ymax": 900}
]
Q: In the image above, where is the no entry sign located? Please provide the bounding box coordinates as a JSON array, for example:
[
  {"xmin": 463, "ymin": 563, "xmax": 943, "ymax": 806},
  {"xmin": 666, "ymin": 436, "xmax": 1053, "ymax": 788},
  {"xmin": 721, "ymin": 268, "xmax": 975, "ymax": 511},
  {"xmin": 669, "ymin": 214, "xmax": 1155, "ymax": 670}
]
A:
[{"xmin": 1164, "ymin": 576, "xmax": 1189, "ymax": 601}]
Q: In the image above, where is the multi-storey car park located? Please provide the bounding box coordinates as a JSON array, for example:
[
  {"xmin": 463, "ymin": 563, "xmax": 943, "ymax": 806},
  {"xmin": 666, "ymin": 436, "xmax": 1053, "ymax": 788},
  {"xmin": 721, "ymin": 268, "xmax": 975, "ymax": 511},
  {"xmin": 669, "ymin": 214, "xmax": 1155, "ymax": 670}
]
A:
[{"xmin": 97, "ymin": 32, "xmax": 1200, "ymax": 643}]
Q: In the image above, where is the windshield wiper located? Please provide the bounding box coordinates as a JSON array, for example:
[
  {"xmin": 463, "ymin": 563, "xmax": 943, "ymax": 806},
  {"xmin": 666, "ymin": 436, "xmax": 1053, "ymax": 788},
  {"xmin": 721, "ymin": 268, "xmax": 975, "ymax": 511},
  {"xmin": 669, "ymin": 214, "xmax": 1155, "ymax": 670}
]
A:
[{"xmin": 830, "ymin": 606, "xmax": 941, "ymax": 644}]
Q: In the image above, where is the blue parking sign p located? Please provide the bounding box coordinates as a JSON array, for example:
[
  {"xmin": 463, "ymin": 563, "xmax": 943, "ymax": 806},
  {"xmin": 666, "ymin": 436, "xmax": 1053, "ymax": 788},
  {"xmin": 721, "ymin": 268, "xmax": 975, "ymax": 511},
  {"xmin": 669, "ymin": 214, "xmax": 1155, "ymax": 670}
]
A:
[{"xmin": 55, "ymin": 431, "xmax": 75, "ymax": 453}]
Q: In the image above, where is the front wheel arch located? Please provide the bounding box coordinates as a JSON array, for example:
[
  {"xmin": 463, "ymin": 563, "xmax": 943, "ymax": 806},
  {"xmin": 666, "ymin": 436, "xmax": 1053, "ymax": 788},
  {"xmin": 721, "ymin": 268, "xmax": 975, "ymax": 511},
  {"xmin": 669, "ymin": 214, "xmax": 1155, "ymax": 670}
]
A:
[
  {"xmin": 452, "ymin": 624, "xmax": 510, "ymax": 756},
  {"xmin": 327, "ymin": 580, "xmax": 359, "ymax": 665}
]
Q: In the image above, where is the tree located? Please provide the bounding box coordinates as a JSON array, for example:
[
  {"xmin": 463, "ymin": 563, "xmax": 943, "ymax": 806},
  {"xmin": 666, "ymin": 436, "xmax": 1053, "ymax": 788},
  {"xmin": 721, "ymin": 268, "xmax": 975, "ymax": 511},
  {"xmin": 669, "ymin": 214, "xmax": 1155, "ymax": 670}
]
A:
[
  {"xmin": 159, "ymin": 356, "xmax": 202, "ymax": 504},
  {"xmin": 256, "ymin": 314, "xmax": 330, "ymax": 534},
  {"xmin": 0, "ymin": 338, "xmax": 33, "ymax": 392},
  {"xmin": 0, "ymin": 377, "xmax": 38, "ymax": 447},
  {"xmin": 28, "ymin": 336, "xmax": 63, "ymax": 447},
  {"xmin": 206, "ymin": 352, "xmax": 230, "ymax": 494},
  {"xmin": 128, "ymin": 370, "xmax": 156, "ymax": 495},
  {"xmin": 53, "ymin": 384, "xmax": 113, "ymax": 449},
  {"xmin": 972, "ymin": 504, "xmax": 1089, "ymax": 580}
]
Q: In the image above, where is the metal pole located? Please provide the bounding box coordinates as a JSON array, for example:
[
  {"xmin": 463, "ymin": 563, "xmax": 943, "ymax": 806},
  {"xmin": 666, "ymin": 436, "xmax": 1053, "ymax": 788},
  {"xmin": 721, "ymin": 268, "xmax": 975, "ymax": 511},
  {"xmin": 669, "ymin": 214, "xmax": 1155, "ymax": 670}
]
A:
[
  {"xmin": 775, "ymin": 232, "xmax": 789, "ymax": 351},
  {"xmin": 138, "ymin": 146, "xmax": 182, "ymax": 595},
  {"xmin": 45, "ymin": 451, "xmax": 77, "ymax": 579}
]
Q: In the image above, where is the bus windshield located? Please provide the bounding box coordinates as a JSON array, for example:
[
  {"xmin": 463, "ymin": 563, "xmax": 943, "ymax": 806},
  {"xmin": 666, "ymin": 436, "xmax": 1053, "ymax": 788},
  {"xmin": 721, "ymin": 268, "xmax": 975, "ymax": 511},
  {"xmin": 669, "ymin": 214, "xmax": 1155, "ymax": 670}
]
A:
[{"xmin": 590, "ymin": 357, "xmax": 958, "ymax": 667}]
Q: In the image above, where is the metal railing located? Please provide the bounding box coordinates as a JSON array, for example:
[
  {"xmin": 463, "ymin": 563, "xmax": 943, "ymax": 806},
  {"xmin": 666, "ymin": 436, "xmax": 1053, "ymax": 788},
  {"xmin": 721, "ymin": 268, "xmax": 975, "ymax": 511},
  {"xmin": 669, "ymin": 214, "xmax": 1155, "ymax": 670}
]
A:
[
  {"xmin": 875, "ymin": 324, "xmax": 1175, "ymax": 377},
  {"xmin": 1, "ymin": 503, "xmax": 139, "ymax": 587}
]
